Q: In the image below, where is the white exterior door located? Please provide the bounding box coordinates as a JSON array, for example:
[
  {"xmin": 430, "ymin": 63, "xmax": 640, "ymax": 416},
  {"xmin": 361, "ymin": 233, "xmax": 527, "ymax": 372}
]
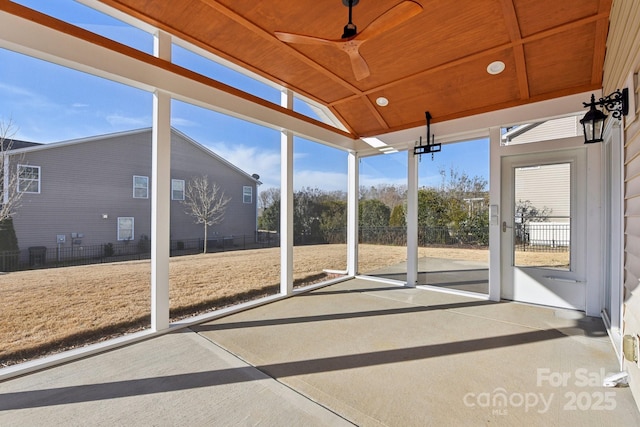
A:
[{"xmin": 500, "ymin": 148, "xmax": 587, "ymax": 310}]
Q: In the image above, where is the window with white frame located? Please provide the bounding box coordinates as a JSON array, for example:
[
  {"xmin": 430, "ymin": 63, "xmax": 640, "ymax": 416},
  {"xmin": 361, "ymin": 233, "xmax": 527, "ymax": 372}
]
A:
[
  {"xmin": 243, "ymin": 185, "xmax": 252, "ymax": 203},
  {"xmin": 133, "ymin": 175, "xmax": 148, "ymax": 198},
  {"xmin": 172, "ymin": 179, "xmax": 185, "ymax": 200},
  {"xmin": 117, "ymin": 217, "xmax": 134, "ymax": 241},
  {"xmin": 17, "ymin": 164, "xmax": 41, "ymax": 193}
]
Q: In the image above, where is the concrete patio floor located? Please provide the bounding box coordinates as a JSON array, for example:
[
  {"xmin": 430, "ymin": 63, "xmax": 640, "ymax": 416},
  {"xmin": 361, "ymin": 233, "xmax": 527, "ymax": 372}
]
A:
[
  {"xmin": 368, "ymin": 256, "xmax": 489, "ymax": 294},
  {"xmin": 1, "ymin": 278, "xmax": 638, "ymax": 426}
]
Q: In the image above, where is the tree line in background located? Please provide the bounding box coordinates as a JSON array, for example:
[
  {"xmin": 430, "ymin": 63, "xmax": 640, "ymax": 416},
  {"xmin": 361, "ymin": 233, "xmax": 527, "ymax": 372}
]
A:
[{"xmin": 258, "ymin": 168, "xmax": 490, "ymax": 246}]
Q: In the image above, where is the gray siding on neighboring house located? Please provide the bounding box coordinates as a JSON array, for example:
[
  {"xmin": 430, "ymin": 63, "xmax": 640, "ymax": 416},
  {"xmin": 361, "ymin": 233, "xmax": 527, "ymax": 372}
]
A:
[
  {"xmin": 9, "ymin": 129, "xmax": 258, "ymax": 253},
  {"xmin": 169, "ymin": 131, "xmax": 258, "ymax": 241}
]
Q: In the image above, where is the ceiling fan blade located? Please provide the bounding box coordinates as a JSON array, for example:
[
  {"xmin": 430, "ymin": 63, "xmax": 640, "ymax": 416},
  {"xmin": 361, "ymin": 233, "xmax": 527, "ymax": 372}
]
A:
[
  {"xmin": 356, "ymin": 1, "xmax": 423, "ymax": 41},
  {"xmin": 344, "ymin": 46, "xmax": 370, "ymax": 81},
  {"xmin": 274, "ymin": 31, "xmax": 337, "ymax": 47}
]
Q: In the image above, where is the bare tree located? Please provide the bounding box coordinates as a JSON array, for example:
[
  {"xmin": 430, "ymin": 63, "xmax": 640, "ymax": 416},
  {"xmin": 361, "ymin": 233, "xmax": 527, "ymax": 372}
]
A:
[
  {"xmin": 0, "ymin": 119, "xmax": 23, "ymax": 223},
  {"xmin": 182, "ymin": 175, "xmax": 231, "ymax": 253},
  {"xmin": 258, "ymin": 187, "xmax": 280, "ymax": 210}
]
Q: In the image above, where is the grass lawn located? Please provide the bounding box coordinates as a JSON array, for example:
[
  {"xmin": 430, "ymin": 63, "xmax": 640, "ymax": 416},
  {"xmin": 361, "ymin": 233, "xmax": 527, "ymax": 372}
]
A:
[{"xmin": 1, "ymin": 243, "xmax": 565, "ymax": 367}]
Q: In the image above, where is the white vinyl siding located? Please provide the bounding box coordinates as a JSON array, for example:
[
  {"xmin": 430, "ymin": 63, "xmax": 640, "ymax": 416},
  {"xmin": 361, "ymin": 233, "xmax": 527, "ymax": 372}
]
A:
[
  {"xmin": 243, "ymin": 185, "xmax": 252, "ymax": 204},
  {"xmin": 133, "ymin": 175, "xmax": 148, "ymax": 198},
  {"xmin": 117, "ymin": 217, "xmax": 134, "ymax": 241},
  {"xmin": 514, "ymin": 163, "xmax": 571, "ymax": 219},
  {"xmin": 504, "ymin": 116, "xmax": 582, "ymax": 145},
  {"xmin": 172, "ymin": 179, "xmax": 185, "ymax": 200},
  {"xmin": 607, "ymin": 0, "xmax": 640, "ymax": 409},
  {"xmin": 17, "ymin": 164, "xmax": 40, "ymax": 193}
]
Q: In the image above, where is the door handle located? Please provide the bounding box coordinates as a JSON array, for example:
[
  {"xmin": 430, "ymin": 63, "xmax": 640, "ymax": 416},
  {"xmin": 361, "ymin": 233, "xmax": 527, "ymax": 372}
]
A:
[{"xmin": 502, "ymin": 221, "xmax": 512, "ymax": 232}]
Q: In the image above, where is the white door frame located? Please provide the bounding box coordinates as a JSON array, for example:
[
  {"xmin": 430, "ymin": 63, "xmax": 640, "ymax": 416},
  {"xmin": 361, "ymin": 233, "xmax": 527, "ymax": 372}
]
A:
[
  {"xmin": 489, "ymin": 134, "xmax": 602, "ymax": 315},
  {"xmin": 501, "ymin": 148, "xmax": 586, "ymax": 310},
  {"xmin": 601, "ymin": 120, "xmax": 624, "ymax": 362}
]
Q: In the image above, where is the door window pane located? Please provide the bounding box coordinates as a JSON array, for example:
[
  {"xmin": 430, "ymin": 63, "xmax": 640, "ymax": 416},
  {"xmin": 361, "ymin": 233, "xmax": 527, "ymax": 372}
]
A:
[{"xmin": 513, "ymin": 163, "xmax": 570, "ymax": 270}]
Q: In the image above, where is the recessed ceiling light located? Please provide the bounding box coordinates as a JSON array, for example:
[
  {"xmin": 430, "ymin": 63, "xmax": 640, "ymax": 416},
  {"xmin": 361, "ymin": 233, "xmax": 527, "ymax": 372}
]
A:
[
  {"xmin": 376, "ymin": 97, "xmax": 389, "ymax": 107},
  {"xmin": 487, "ymin": 61, "xmax": 505, "ymax": 75}
]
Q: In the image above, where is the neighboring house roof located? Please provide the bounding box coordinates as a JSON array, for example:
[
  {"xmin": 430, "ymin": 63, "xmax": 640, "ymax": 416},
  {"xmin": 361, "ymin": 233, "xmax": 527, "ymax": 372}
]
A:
[
  {"xmin": 7, "ymin": 127, "xmax": 261, "ymax": 184},
  {"xmin": 501, "ymin": 116, "xmax": 582, "ymax": 145},
  {"xmin": 1, "ymin": 139, "xmax": 42, "ymax": 150},
  {"xmin": 501, "ymin": 123, "xmax": 542, "ymax": 144}
]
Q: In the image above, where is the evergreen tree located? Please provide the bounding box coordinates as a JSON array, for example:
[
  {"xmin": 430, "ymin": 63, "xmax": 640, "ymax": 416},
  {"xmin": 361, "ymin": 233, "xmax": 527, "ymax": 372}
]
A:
[
  {"xmin": 389, "ymin": 204, "xmax": 406, "ymax": 227},
  {"xmin": 0, "ymin": 217, "xmax": 19, "ymax": 251},
  {"xmin": 0, "ymin": 217, "xmax": 19, "ymax": 271},
  {"xmin": 359, "ymin": 199, "xmax": 391, "ymax": 227}
]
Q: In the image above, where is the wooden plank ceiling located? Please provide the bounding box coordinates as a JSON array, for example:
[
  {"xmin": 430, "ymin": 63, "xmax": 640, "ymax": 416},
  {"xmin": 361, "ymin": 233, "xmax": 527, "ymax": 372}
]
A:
[{"xmin": 100, "ymin": 0, "xmax": 611, "ymax": 138}]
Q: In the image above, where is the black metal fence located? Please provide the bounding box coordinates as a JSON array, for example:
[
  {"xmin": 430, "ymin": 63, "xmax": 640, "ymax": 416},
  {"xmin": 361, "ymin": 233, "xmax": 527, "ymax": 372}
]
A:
[
  {"xmin": 322, "ymin": 226, "xmax": 489, "ymax": 247},
  {"xmin": 1, "ymin": 225, "xmax": 504, "ymax": 273},
  {"xmin": 515, "ymin": 220, "xmax": 570, "ymax": 252},
  {"xmin": 0, "ymin": 232, "xmax": 280, "ymax": 272}
]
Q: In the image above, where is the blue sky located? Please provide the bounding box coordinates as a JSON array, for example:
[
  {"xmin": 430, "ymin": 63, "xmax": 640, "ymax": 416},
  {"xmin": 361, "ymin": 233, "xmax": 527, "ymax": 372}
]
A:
[{"xmin": 2, "ymin": 0, "xmax": 489, "ymax": 193}]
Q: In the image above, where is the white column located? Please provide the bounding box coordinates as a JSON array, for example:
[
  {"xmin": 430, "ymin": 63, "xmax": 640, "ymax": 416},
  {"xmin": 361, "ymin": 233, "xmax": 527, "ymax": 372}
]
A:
[
  {"xmin": 488, "ymin": 127, "xmax": 501, "ymax": 302},
  {"xmin": 280, "ymin": 89, "xmax": 294, "ymax": 294},
  {"xmin": 406, "ymin": 148, "xmax": 419, "ymax": 287},
  {"xmin": 151, "ymin": 31, "xmax": 171, "ymax": 331},
  {"xmin": 347, "ymin": 150, "xmax": 359, "ymax": 276}
]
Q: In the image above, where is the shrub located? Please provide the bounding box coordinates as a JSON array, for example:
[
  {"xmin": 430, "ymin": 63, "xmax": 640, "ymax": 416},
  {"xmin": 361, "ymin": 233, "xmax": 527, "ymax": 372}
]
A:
[
  {"xmin": 0, "ymin": 218, "xmax": 20, "ymax": 271},
  {"xmin": 0, "ymin": 217, "xmax": 19, "ymax": 252},
  {"xmin": 103, "ymin": 243, "xmax": 114, "ymax": 257},
  {"xmin": 137, "ymin": 234, "xmax": 150, "ymax": 253}
]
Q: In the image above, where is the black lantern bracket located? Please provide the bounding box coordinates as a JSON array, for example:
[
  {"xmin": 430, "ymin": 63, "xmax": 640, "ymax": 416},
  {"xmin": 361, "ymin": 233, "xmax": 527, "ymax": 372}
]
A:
[
  {"xmin": 414, "ymin": 111, "xmax": 441, "ymax": 157},
  {"xmin": 582, "ymin": 88, "xmax": 629, "ymax": 119},
  {"xmin": 580, "ymin": 88, "xmax": 629, "ymax": 143}
]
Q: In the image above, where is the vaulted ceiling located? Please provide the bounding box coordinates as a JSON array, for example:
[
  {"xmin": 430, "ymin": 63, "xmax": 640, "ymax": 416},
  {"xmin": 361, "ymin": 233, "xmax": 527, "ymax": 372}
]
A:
[{"xmin": 99, "ymin": 0, "xmax": 611, "ymax": 139}]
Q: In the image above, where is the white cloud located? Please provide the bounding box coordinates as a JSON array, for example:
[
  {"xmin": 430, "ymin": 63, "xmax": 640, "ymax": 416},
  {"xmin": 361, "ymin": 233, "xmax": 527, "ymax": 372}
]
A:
[
  {"xmin": 0, "ymin": 82, "xmax": 59, "ymax": 111},
  {"xmin": 205, "ymin": 141, "xmax": 352, "ymax": 193},
  {"xmin": 171, "ymin": 117, "xmax": 198, "ymax": 127},
  {"xmin": 105, "ymin": 113, "xmax": 150, "ymax": 127},
  {"xmin": 0, "ymin": 82, "xmax": 37, "ymax": 97},
  {"xmin": 293, "ymin": 170, "xmax": 348, "ymax": 192},
  {"xmin": 207, "ymin": 142, "xmax": 281, "ymax": 189}
]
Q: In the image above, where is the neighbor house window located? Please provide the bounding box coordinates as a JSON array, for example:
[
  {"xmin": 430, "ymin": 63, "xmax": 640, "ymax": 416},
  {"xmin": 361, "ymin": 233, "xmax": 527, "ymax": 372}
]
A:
[
  {"xmin": 133, "ymin": 175, "xmax": 148, "ymax": 198},
  {"xmin": 17, "ymin": 164, "xmax": 41, "ymax": 193},
  {"xmin": 117, "ymin": 217, "xmax": 134, "ymax": 241},
  {"xmin": 243, "ymin": 186, "xmax": 252, "ymax": 203},
  {"xmin": 172, "ymin": 179, "xmax": 185, "ymax": 200}
]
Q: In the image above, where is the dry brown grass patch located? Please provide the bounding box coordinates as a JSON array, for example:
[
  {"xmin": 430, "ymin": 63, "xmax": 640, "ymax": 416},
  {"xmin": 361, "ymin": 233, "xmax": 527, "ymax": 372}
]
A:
[{"xmin": 1, "ymin": 244, "xmax": 568, "ymax": 367}]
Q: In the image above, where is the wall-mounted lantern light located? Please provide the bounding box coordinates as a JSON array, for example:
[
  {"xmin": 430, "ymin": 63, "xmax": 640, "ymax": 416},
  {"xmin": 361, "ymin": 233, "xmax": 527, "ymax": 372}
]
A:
[{"xmin": 580, "ymin": 89, "xmax": 629, "ymax": 144}]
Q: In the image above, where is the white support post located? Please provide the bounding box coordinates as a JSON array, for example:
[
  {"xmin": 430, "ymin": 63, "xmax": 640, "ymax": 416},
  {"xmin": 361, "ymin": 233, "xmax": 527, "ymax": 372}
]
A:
[
  {"xmin": 488, "ymin": 126, "xmax": 501, "ymax": 302},
  {"xmin": 280, "ymin": 89, "xmax": 294, "ymax": 295},
  {"xmin": 347, "ymin": 151, "xmax": 359, "ymax": 276},
  {"xmin": 406, "ymin": 148, "xmax": 419, "ymax": 287},
  {"xmin": 151, "ymin": 31, "xmax": 171, "ymax": 331}
]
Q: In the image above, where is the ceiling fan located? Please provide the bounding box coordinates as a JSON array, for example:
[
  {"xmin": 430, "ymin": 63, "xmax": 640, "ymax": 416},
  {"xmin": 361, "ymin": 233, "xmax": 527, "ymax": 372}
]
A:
[{"xmin": 275, "ymin": 0, "xmax": 423, "ymax": 81}]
